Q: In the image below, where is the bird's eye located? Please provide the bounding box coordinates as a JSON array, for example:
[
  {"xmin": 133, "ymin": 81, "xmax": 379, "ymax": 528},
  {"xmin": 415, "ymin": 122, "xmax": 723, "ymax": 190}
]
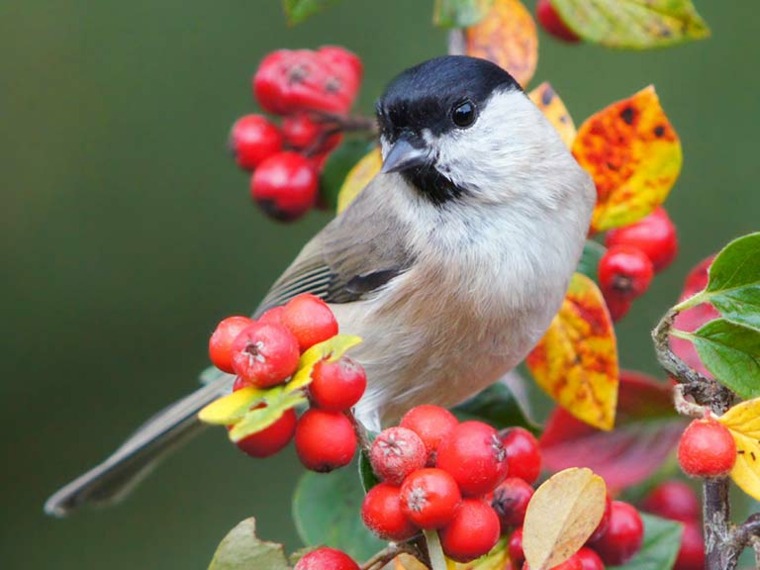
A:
[{"xmin": 451, "ymin": 100, "xmax": 476, "ymax": 128}]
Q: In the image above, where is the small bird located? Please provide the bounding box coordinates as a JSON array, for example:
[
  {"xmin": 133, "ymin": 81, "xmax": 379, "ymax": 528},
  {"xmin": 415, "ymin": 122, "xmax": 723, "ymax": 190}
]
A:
[{"xmin": 45, "ymin": 55, "xmax": 595, "ymax": 516}]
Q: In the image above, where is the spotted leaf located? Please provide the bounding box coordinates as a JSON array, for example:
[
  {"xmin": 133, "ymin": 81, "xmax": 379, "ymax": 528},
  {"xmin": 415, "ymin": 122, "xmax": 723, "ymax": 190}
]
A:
[
  {"xmin": 529, "ymin": 82, "xmax": 576, "ymax": 148},
  {"xmin": 718, "ymin": 398, "xmax": 760, "ymax": 501}
]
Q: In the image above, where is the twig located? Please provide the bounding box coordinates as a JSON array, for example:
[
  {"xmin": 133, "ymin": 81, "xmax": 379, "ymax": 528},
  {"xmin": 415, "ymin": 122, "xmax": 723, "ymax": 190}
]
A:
[{"xmin": 361, "ymin": 542, "xmax": 419, "ymax": 570}]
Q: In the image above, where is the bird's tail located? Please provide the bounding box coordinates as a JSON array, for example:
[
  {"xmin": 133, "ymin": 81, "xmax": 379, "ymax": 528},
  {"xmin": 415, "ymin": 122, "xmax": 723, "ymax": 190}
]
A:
[{"xmin": 44, "ymin": 377, "xmax": 232, "ymax": 517}]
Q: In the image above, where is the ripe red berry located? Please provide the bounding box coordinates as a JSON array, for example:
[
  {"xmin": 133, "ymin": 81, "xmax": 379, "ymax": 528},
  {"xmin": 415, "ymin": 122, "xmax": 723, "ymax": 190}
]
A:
[
  {"xmin": 678, "ymin": 418, "xmax": 736, "ymax": 478},
  {"xmin": 317, "ymin": 45, "xmax": 363, "ymax": 81},
  {"xmin": 587, "ymin": 493, "xmax": 612, "ymax": 543},
  {"xmin": 590, "ymin": 501, "xmax": 644, "ymax": 566},
  {"xmin": 501, "ymin": 427, "xmax": 541, "ymax": 484},
  {"xmin": 439, "ymin": 499, "xmax": 501, "ymax": 562},
  {"xmin": 282, "ymin": 293, "xmax": 339, "ymax": 351},
  {"xmin": 605, "ymin": 207, "xmax": 678, "ymax": 272},
  {"xmin": 523, "ymin": 557, "xmax": 583, "ymax": 570},
  {"xmin": 258, "ymin": 305, "xmax": 286, "ymax": 326},
  {"xmin": 295, "ymin": 409, "xmax": 356, "ymax": 472},
  {"xmin": 282, "ymin": 113, "xmax": 341, "ymax": 155},
  {"xmin": 535, "ymin": 0, "xmax": 580, "ymax": 43},
  {"xmin": 370, "ymin": 427, "xmax": 426, "ymax": 485},
  {"xmin": 436, "ymin": 421, "xmax": 508, "ymax": 497},
  {"xmin": 229, "ymin": 114, "xmax": 283, "ymax": 170},
  {"xmin": 230, "ymin": 322, "xmax": 300, "ymax": 387},
  {"xmin": 399, "ymin": 468, "xmax": 462, "ymax": 529},
  {"xmin": 575, "ymin": 547, "xmax": 605, "ymax": 570},
  {"xmin": 641, "ymin": 480, "xmax": 700, "ymax": 522},
  {"xmin": 294, "ymin": 546, "xmax": 359, "ymax": 570},
  {"xmin": 250, "ymin": 152, "xmax": 318, "ymax": 222},
  {"xmin": 599, "ymin": 245, "xmax": 654, "ymax": 301},
  {"xmin": 399, "ymin": 405, "xmax": 459, "ymax": 464},
  {"xmin": 235, "ymin": 408, "xmax": 297, "ymax": 458},
  {"xmin": 674, "ymin": 520, "xmax": 705, "ymax": 570},
  {"xmin": 491, "ymin": 477, "xmax": 534, "ymax": 531},
  {"xmin": 508, "ymin": 527, "xmax": 525, "ymax": 566},
  {"xmin": 605, "ymin": 293, "xmax": 633, "ymax": 322},
  {"xmin": 208, "ymin": 315, "xmax": 254, "ymax": 373},
  {"xmin": 310, "ymin": 357, "xmax": 367, "ymax": 412},
  {"xmin": 361, "ymin": 482, "xmax": 419, "ymax": 541}
]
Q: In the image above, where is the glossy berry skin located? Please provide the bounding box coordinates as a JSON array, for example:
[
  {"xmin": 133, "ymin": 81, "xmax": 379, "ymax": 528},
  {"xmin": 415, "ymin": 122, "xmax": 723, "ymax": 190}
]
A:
[
  {"xmin": 491, "ymin": 477, "xmax": 534, "ymax": 531},
  {"xmin": 439, "ymin": 499, "xmax": 501, "ymax": 563},
  {"xmin": 678, "ymin": 418, "xmax": 736, "ymax": 478},
  {"xmin": 501, "ymin": 427, "xmax": 541, "ymax": 484},
  {"xmin": 598, "ymin": 245, "xmax": 654, "ymax": 301},
  {"xmin": 229, "ymin": 114, "xmax": 283, "ymax": 170},
  {"xmin": 208, "ymin": 316, "xmax": 254, "ymax": 373},
  {"xmin": 235, "ymin": 408, "xmax": 297, "ymax": 458},
  {"xmin": 436, "ymin": 421, "xmax": 508, "ymax": 497},
  {"xmin": 361, "ymin": 482, "xmax": 418, "ymax": 541},
  {"xmin": 258, "ymin": 305, "xmax": 286, "ymax": 326},
  {"xmin": 399, "ymin": 468, "xmax": 462, "ymax": 529},
  {"xmin": 536, "ymin": 0, "xmax": 580, "ymax": 43},
  {"xmin": 282, "ymin": 293, "xmax": 339, "ymax": 351},
  {"xmin": 641, "ymin": 479, "xmax": 700, "ymax": 522},
  {"xmin": 575, "ymin": 547, "xmax": 605, "ymax": 570},
  {"xmin": 588, "ymin": 494, "xmax": 612, "ymax": 543},
  {"xmin": 295, "ymin": 409, "xmax": 357, "ymax": 472},
  {"xmin": 230, "ymin": 322, "xmax": 300, "ymax": 387},
  {"xmin": 399, "ymin": 405, "xmax": 459, "ymax": 464},
  {"xmin": 250, "ymin": 152, "xmax": 318, "ymax": 222},
  {"xmin": 508, "ymin": 527, "xmax": 525, "ymax": 567},
  {"xmin": 370, "ymin": 427, "xmax": 426, "ymax": 485},
  {"xmin": 282, "ymin": 113, "xmax": 341, "ymax": 155},
  {"xmin": 605, "ymin": 207, "xmax": 678, "ymax": 272},
  {"xmin": 590, "ymin": 501, "xmax": 645, "ymax": 566},
  {"xmin": 674, "ymin": 520, "xmax": 705, "ymax": 570},
  {"xmin": 294, "ymin": 546, "xmax": 359, "ymax": 570},
  {"xmin": 605, "ymin": 293, "xmax": 632, "ymax": 322},
  {"xmin": 310, "ymin": 357, "xmax": 367, "ymax": 412}
]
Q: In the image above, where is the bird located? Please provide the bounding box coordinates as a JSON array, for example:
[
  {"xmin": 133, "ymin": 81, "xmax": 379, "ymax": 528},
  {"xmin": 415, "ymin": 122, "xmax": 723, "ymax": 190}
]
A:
[{"xmin": 45, "ymin": 55, "xmax": 595, "ymax": 517}]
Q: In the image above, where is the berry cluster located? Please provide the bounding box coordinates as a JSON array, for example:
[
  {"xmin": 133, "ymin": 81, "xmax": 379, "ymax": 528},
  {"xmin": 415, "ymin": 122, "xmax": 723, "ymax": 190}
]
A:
[
  {"xmin": 228, "ymin": 46, "xmax": 363, "ymax": 221},
  {"xmin": 598, "ymin": 207, "xmax": 678, "ymax": 320},
  {"xmin": 208, "ymin": 293, "xmax": 366, "ymax": 469}
]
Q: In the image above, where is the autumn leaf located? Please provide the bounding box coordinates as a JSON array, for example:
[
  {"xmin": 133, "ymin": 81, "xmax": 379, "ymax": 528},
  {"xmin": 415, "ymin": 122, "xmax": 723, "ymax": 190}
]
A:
[
  {"xmin": 718, "ymin": 398, "xmax": 760, "ymax": 501},
  {"xmin": 526, "ymin": 273, "xmax": 619, "ymax": 430},
  {"xmin": 465, "ymin": 0, "xmax": 538, "ymax": 88},
  {"xmin": 529, "ymin": 82, "xmax": 577, "ymax": 148},
  {"xmin": 573, "ymin": 86, "xmax": 682, "ymax": 233},
  {"xmin": 208, "ymin": 518, "xmax": 289, "ymax": 570},
  {"xmin": 336, "ymin": 146, "xmax": 382, "ymax": 213}
]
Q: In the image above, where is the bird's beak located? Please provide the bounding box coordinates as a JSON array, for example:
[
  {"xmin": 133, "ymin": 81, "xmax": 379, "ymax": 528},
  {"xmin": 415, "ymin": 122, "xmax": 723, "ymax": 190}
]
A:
[{"xmin": 381, "ymin": 135, "xmax": 433, "ymax": 174}]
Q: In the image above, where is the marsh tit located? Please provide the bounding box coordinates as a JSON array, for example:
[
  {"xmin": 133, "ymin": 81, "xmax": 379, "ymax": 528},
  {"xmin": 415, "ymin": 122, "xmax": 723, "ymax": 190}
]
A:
[{"xmin": 46, "ymin": 55, "xmax": 595, "ymax": 516}]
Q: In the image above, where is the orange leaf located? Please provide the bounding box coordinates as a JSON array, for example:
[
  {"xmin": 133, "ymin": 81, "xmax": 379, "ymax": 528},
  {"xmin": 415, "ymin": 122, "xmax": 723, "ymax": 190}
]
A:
[
  {"xmin": 465, "ymin": 0, "xmax": 538, "ymax": 88},
  {"xmin": 573, "ymin": 86, "xmax": 682, "ymax": 233},
  {"xmin": 526, "ymin": 273, "xmax": 619, "ymax": 431},
  {"xmin": 529, "ymin": 82, "xmax": 577, "ymax": 148}
]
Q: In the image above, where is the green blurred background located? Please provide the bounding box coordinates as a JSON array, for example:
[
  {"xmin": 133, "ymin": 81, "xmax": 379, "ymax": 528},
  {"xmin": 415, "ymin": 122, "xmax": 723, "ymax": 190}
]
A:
[{"xmin": 1, "ymin": 1, "xmax": 757, "ymax": 568}]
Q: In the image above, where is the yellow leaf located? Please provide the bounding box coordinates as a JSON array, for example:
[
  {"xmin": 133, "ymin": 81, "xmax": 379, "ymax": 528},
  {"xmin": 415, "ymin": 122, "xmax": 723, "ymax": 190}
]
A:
[
  {"xmin": 336, "ymin": 147, "xmax": 382, "ymax": 213},
  {"xmin": 198, "ymin": 386, "xmax": 266, "ymax": 425},
  {"xmin": 465, "ymin": 0, "xmax": 538, "ymax": 88},
  {"xmin": 286, "ymin": 334, "xmax": 362, "ymax": 393},
  {"xmin": 529, "ymin": 82, "xmax": 577, "ymax": 148},
  {"xmin": 718, "ymin": 398, "xmax": 760, "ymax": 501},
  {"xmin": 523, "ymin": 468, "xmax": 607, "ymax": 570},
  {"xmin": 526, "ymin": 273, "xmax": 619, "ymax": 431},
  {"xmin": 228, "ymin": 389, "xmax": 307, "ymax": 442},
  {"xmin": 573, "ymin": 86, "xmax": 682, "ymax": 233}
]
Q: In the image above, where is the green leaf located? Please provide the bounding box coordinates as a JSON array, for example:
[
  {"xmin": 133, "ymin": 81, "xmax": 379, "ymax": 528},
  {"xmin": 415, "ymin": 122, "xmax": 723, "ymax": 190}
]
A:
[
  {"xmin": 703, "ymin": 232, "xmax": 760, "ymax": 332},
  {"xmin": 433, "ymin": 0, "xmax": 492, "ymax": 28},
  {"xmin": 452, "ymin": 381, "xmax": 532, "ymax": 429},
  {"xmin": 282, "ymin": 0, "xmax": 341, "ymax": 25},
  {"xmin": 683, "ymin": 318, "xmax": 760, "ymax": 400},
  {"xmin": 320, "ymin": 139, "xmax": 375, "ymax": 212},
  {"xmin": 358, "ymin": 448, "xmax": 380, "ymax": 493},
  {"xmin": 610, "ymin": 514, "xmax": 682, "ymax": 570},
  {"xmin": 208, "ymin": 518, "xmax": 289, "ymax": 570},
  {"xmin": 293, "ymin": 465, "xmax": 385, "ymax": 561},
  {"xmin": 576, "ymin": 240, "xmax": 606, "ymax": 282},
  {"xmin": 550, "ymin": 0, "xmax": 710, "ymax": 50}
]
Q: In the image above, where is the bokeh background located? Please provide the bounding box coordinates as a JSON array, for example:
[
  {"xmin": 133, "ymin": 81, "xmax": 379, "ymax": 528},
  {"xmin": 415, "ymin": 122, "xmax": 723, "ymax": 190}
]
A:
[{"xmin": 1, "ymin": 1, "xmax": 757, "ymax": 568}]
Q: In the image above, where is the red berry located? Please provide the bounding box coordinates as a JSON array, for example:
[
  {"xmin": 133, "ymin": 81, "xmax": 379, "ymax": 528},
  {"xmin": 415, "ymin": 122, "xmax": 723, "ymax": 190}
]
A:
[
  {"xmin": 251, "ymin": 152, "xmax": 318, "ymax": 222},
  {"xmin": 232, "ymin": 375, "xmax": 251, "ymax": 391},
  {"xmin": 436, "ymin": 421, "xmax": 508, "ymax": 497},
  {"xmin": 295, "ymin": 409, "xmax": 356, "ymax": 472},
  {"xmin": 361, "ymin": 482, "xmax": 418, "ymax": 541},
  {"xmin": 508, "ymin": 528, "xmax": 525, "ymax": 566},
  {"xmin": 310, "ymin": 357, "xmax": 367, "ymax": 412},
  {"xmin": 598, "ymin": 245, "xmax": 654, "ymax": 301},
  {"xmin": 208, "ymin": 315, "xmax": 254, "ymax": 373},
  {"xmin": 370, "ymin": 427, "xmax": 427, "ymax": 485},
  {"xmin": 282, "ymin": 293, "xmax": 339, "ymax": 351},
  {"xmin": 258, "ymin": 305, "xmax": 286, "ymax": 326},
  {"xmin": 282, "ymin": 113, "xmax": 341, "ymax": 155},
  {"xmin": 523, "ymin": 557, "xmax": 583, "ymax": 570},
  {"xmin": 439, "ymin": 499, "xmax": 501, "ymax": 562},
  {"xmin": 491, "ymin": 478, "xmax": 534, "ymax": 531},
  {"xmin": 674, "ymin": 520, "xmax": 705, "ymax": 570},
  {"xmin": 641, "ymin": 480, "xmax": 701, "ymax": 522},
  {"xmin": 399, "ymin": 468, "xmax": 462, "ymax": 529},
  {"xmin": 501, "ymin": 427, "xmax": 541, "ymax": 484},
  {"xmin": 536, "ymin": 0, "xmax": 580, "ymax": 43},
  {"xmin": 575, "ymin": 548, "xmax": 605, "ymax": 570},
  {"xmin": 605, "ymin": 293, "xmax": 633, "ymax": 322},
  {"xmin": 588, "ymin": 493, "xmax": 612, "ymax": 543},
  {"xmin": 230, "ymin": 322, "xmax": 300, "ymax": 387},
  {"xmin": 590, "ymin": 501, "xmax": 644, "ymax": 565},
  {"xmin": 678, "ymin": 418, "xmax": 736, "ymax": 478},
  {"xmin": 317, "ymin": 46, "xmax": 363, "ymax": 81},
  {"xmin": 294, "ymin": 546, "xmax": 359, "ymax": 570},
  {"xmin": 235, "ymin": 408, "xmax": 297, "ymax": 458},
  {"xmin": 399, "ymin": 405, "xmax": 459, "ymax": 464},
  {"xmin": 229, "ymin": 114, "xmax": 283, "ymax": 170},
  {"xmin": 605, "ymin": 207, "xmax": 678, "ymax": 272}
]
